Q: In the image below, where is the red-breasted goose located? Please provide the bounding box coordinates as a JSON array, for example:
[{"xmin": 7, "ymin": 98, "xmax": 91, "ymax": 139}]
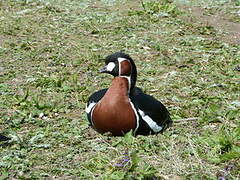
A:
[{"xmin": 86, "ymin": 52, "xmax": 172, "ymax": 136}]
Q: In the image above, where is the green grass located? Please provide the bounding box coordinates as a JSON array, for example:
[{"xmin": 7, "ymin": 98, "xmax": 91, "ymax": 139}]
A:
[{"xmin": 0, "ymin": 0, "xmax": 239, "ymax": 179}]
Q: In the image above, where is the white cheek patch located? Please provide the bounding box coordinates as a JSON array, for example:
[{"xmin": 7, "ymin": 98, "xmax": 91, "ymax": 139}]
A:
[{"xmin": 107, "ymin": 62, "xmax": 115, "ymax": 72}]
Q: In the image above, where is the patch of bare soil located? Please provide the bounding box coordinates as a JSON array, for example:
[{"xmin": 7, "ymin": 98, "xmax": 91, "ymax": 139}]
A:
[
  {"xmin": 181, "ymin": 6, "xmax": 240, "ymax": 44},
  {"xmin": 0, "ymin": 35, "xmax": 8, "ymax": 47}
]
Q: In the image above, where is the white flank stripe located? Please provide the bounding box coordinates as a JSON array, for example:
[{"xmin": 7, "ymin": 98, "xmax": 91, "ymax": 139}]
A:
[
  {"xmin": 129, "ymin": 100, "xmax": 139, "ymax": 133},
  {"xmin": 138, "ymin": 109, "xmax": 163, "ymax": 133},
  {"xmin": 85, "ymin": 102, "xmax": 96, "ymax": 114}
]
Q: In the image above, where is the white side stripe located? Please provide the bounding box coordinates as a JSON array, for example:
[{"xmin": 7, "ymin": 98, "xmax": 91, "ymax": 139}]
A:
[
  {"xmin": 138, "ymin": 109, "xmax": 163, "ymax": 133},
  {"xmin": 85, "ymin": 102, "xmax": 96, "ymax": 114}
]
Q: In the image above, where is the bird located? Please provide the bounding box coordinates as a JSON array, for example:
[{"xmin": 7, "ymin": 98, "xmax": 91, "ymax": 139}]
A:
[{"xmin": 86, "ymin": 52, "xmax": 172, "ymax": 136}]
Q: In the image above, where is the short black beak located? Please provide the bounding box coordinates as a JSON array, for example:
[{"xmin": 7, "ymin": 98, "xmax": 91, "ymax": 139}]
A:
[{"xmin": 99, "ymin": 65, "xmax": 108, "ymax": 73}]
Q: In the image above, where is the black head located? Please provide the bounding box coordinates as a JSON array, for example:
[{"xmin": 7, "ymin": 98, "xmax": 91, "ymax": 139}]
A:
[{"xmin": 100, "ymin": 52, "xmax": 137, "ymax": 92}]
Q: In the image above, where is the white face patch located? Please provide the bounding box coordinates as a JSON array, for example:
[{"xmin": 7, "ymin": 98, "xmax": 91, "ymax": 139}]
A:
[{"xmin": 106, "ymin": 62, "xmax": 115, "ymax": 72}]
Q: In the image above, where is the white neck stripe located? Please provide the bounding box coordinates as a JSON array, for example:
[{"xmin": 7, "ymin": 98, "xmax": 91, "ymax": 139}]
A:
[
  {"xmin": 129, "ymin": 100, "xmax": 139, "ymax": 134},
  {"xmin": 118, "ymin": 57, "xmax": 128, "ymax": 76},
  {"xmin": 118, "ymin": 57, "xmax": 127, "ymax": 63},
  {"xmin": 120, "ymin": 75, "xmax": 131, "ymax": 94}
]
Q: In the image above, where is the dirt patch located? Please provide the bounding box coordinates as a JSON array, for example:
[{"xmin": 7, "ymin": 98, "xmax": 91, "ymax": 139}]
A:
[
  {"xmin": 0, "ymin": 35, "xmax": 8, "ymax": 47},
  {"xmin": 181, "ymin": 6, "xmax": 240, "ymax": 44}
]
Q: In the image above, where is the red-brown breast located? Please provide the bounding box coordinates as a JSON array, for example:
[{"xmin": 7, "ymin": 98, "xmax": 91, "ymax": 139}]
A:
[{"xmin": 92, "ymin": 77, "xmax": 136, "ymax": 136}]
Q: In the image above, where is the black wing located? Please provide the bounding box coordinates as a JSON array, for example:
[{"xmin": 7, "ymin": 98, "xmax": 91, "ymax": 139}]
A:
[
  {"xmin": 86, "ymin": 88, "xmax": 108, "ymax": 125},
  {"xmin": 131, "ymin": 87, "xmax": 172, "ymax": 135}
]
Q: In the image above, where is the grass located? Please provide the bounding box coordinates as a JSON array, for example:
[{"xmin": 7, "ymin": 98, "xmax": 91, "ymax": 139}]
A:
[{"xmin": 0, "ymin": 0, "xmax": 239, "ymax": 179}]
